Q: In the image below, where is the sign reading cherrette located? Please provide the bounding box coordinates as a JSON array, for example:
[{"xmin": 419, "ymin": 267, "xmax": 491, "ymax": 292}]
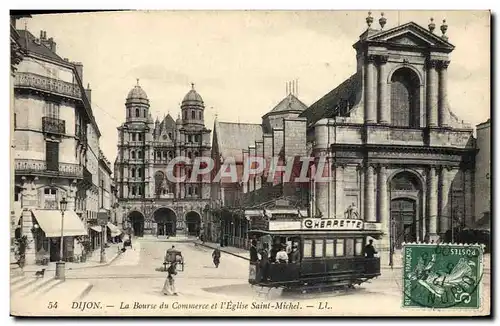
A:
[{"xmin": 302, "ymin": 218, "xmax": 363, "ymax": 230}]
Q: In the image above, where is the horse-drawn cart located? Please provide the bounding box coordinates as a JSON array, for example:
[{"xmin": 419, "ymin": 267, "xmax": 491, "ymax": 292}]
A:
[{"xmin": 163, "ymin": 249, "xmax": 184, "ymax": 272}]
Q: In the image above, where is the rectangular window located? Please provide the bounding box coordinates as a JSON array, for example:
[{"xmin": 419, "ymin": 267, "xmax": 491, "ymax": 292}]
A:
[
  {"xmin": 132, "ymin": 133, "xmax": 136, "ymax": 141},
  {"xmin": 138, "ymin": 134, "xmax": 142, "ymax": 141},
  {"xmin": 303, "ymin": 239, "xmax": 313, "ymax": 258},
  {"xmin": 46, "ymin": 141, "xmax": 59, "ymax": 171},
  {"xmin": 355, "ymin": 238, "xmax": 364, "ymax": 256},
  {"xmin": 44, "ymin": 102, "xmax": 60, "ymax": 119},
  {"xmin": 335, "ymin": 239, "xmax": 345, "ymax": 257},
  {"xmin": 345, "ymin": 238, "xmax": 355, "ymax": 256},
  {"xmin": 313, "ymin": 239, "xmax": 324, "ymax": 258},
  {"xmin": 325, "ymin": 239, "xmax": 334, "ymax": 257}
]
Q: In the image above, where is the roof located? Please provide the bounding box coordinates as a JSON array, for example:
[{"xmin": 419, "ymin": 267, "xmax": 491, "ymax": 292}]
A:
[
  {"xmin": 299, "ymin": 73, "xmax": 361, "ymax": 125},
  {"xmin": 127, "ymin": 85, "xmax": 148, "ymax": 100},
  {"xmin": 17, "ymin": 30, "xmax": 64, "ymax": 63},
  {"xmin": 155, "ymin": 114, "xmax": 176, "ymax": 141},
  {"xmin": 214, "ymin": 121, "xmax": 263, "ymax": 162},
  {"xmin": 263, "ymin": 94, "xmax": 308, "ymax": 118},
  {"xmin": 182, "ymin": 85, "xmax": 204, "ymax": 105}
]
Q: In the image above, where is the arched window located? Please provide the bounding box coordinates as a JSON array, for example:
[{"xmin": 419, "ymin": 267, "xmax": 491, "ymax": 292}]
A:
[
  {"xmin": 168, "ymin": 132, "xmax": 172, "ymax": 139},
  {"xmin": 191, "ymin": 111, "xmax": 196, "ymax": 119},
  {"xmin": 135, "ymin": 108, "xmax": 140, "ymax": 117},
  {"xmin": 132, "ymin": 133, "xmax": 136, "ymax": 141},
  {"xmin": 154, "ymin": 171, "xmax": 165, "ymax": 196},
  {"xmin": 188, "ymin": 186, "xmax": 192, "ymax": 196},
  {"xmin": 183, "ymin": 111, "xmax": 187, "ymax": 120},
  {"xmin": 138, "ymin": 186, "xmax": 142, "ymax": 196},
  {"xmin": 193, "ymin": 185, "xmax": 198, "ymax": 195},
  {"xmin": 390, "ymin": 172, "xmax": 420, "ymax": 191},
  {"xmin": 187, "ymin": 151, "xmax": 192, "ymax": 159},
  {"xmin": 131, "ymin": 186, "xmax": 136, "ymax": 196},
  {"xmin": 131, "ymin": 168, "xmax": 136, "ymax": 178},
  {"xmin": 390, "ymin": 68, "xmax": 420, "ymax": 127},
  {"xmin": 199, "ymin": 111, "xmax": 202, "ymax": 120},
  {"xmin": 168, "ymin": 151, "xmax": 174, "ymax": 160},
  {"xmin": 138, "ymin": 150, "xmax": 142, "ymax": 159},
  {"xmin": 131, "ymin": 151, "xmax": 136, "ymax": 159},
  {"xmin": 138, "ymin": 133, "xmax": 142, "ymax": 141},
  {"xmin": 137, "ymin": 168, "xmax": 141, "ymax": 178}
]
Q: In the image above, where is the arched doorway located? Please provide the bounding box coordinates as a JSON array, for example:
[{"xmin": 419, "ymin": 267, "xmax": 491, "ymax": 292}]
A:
[
  {"xmin": 153, "ymin": 207, "xmax": 177, "ymax": 236},
  {"xmin": 128, "ymin": 211, "xmax": 145, "ymax": 237},
  {"xmin": 390, "ymin": 171, "xmax": 422, "ymax": 249},
  {"xmin": 185, "ymin": 211, "xmax": 201, "ymax": 236}
]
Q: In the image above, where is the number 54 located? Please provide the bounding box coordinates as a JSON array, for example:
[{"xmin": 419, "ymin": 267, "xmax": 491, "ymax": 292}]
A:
[{"xmin": 47, "ymin": 302, "xmax": 58, "ymax": 309}]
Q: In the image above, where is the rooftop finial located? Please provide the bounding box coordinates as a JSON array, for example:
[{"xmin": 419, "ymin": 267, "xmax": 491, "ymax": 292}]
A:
[
  {"xmin": 191, "ymin": 82, "xmax": 195, "ymax": 90},
  {"xmin": 366, "ymin": 11, "xmax": 374, "ymax": 29},
  {"xmin": 440, "ymin": 19, "xmax": 449, "ymax": 40},
  {"xmin": 136, "ymin": 78, "xmax": 139, "ymax": 86},
  {"xmin": 428, "ymin": 18, "xmax": 436, "ymax": 33},
  {"xmin": 379, "ymin": 12, "xmax": 387, "ymax": 29}
]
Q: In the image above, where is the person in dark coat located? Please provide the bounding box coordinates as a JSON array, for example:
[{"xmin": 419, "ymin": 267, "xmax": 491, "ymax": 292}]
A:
[
  {"xmin": 364, "ymin": 240, "xmax": 377, "ymax": 258},
  {"xmin": 249, "ymin": 240, "xmax": 259, "ymax": 263},
  {"xmin": 289, "ymin": 243, "xmax": 301, "ymax": 263},
  {"xmin": 258, "ymin": 243, "xmax": 270, "ymax": 281},
  {"xmin": 212, "ymin": 246, "xmax": 221, "ymax": 268}
]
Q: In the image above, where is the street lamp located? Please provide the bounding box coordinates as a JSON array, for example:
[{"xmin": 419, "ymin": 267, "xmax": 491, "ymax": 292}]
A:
[{"xmin": 55, "ymin": 197, "xmax": 68, "ymax": 280}]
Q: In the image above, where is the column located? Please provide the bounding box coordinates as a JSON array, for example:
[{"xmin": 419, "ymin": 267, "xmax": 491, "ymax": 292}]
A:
[
  {"xmin": 438, "ymin": 61, "xmax": 450, "ymax": 127},
  {"xmin": 427, "ymin": 166, "xmax": 438, "ymax": 240},
  {"xmin": 439, "ymin": 167, "xmax": 451, "ymax": 234},
  {"xmin": 463, "ymin": 169, "xmax": 473, "ymax": 228},
  {"xmin": 426, "ymin": 60, "xmax": 438, "ymax": 127},
  {"xmin": 364, "ymin": 56, "xmax": 376, "ymax": 123},
  {"xmin": 364, "ymin": 165, "xmax": 376, "ymax": 222},
  {"xmin": 334, "ymin": 165, "xmax": 344, "ymax": 218},
  {"xmin": 21, "ymin": 179, "xmax": 37, "ymax": 265},
  {"xmin": 315, "ymin": 157, "xmax": 329, "ymax": 218},
  {"xmin": 378, "ymin": 165, "xmax": 388, "ymax": 226},
  {"xmin": 377, "ymin": 55, "xmax": 390, "ymax": 124}
]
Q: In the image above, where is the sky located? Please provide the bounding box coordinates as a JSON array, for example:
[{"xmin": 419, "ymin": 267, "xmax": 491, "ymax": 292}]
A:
[{"xmin": 18, "ymin": 10, "xmax": 490, "ymax": 164}]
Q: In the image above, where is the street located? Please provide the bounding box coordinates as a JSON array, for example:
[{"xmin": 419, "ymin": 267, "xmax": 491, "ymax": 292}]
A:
[{"xmin": 10, "ymin": 237, "xmax": 489, "ymax": 316}]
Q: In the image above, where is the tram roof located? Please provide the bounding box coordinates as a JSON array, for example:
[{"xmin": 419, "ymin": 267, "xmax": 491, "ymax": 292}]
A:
[{"xmin": 248, "ymin": 229, "xmax": 383, "ymax": 237}]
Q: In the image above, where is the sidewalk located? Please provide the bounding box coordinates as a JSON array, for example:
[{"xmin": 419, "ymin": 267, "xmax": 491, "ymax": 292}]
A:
[{"xmin": 22, "ymin": 243, "xmax": 122, "ymax": 273}]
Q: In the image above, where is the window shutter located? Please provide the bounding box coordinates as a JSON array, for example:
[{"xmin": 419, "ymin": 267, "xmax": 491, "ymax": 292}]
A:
[{"xmin": 46, "ymin": 141, "xmax": 59, "ymax": 171}]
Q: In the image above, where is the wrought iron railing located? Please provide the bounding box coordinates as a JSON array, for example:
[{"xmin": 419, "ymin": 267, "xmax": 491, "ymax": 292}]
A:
[
  {"xmin": 42, "ymin": 116, "xmax": 66, "ymax": 135},
  {"xmin": 15, "ymin": 159, "xmax": 83, "ymax": 178},
  {"xmin": 14, "ymin": 72, "xmax": 82, "ymax": 99}
]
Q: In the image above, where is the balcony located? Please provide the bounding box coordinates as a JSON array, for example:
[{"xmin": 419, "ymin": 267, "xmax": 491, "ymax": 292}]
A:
[
  {"xmin": 15, "ymin": 159, "xmax": 83, "ymax": 179},
  {"xmin": 14, "ymin": 72, "xmax": 82, "ymax": 100},
  {"xmin": 42, "ymin": 117, "xmax": 66, "ymax": 135}
]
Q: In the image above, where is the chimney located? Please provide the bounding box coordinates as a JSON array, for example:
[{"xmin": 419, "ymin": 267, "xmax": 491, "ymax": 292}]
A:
[
  {"xmin": 72, "ymin": 62, "xmax": 83, "ymax": 83},
  {"xmin": 85, "ymin": 83, "xmax": 92, "ymax": 103},
  {"xmin": 40, "ymin": 31, "xmax": 57, "ymax": 53},
  {"xmin": 40, "ymin": 30, "xmax": 46, "ymax": 40}
]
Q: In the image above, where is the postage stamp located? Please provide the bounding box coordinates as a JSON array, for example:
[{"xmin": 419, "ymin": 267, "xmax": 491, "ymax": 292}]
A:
[{"xmin": 402, "ymin": 243, "xmax": 484, "ymax": 309}]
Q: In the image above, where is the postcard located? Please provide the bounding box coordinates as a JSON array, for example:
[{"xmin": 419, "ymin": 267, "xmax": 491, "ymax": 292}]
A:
[{"xmin": 10, "ymin": 10, "xmax": 490, "ymax": 317}]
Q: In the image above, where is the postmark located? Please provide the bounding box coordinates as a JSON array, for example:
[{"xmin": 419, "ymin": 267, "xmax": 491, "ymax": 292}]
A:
[{"xmin": 402, "ymin": 243, "xmax": 484, "ymax": 309}]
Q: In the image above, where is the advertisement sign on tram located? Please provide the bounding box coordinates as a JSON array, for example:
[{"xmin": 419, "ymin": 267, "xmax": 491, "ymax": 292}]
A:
[{"xmin": 302, "ymin": 218, "xmax": 363, "ymax": 230}]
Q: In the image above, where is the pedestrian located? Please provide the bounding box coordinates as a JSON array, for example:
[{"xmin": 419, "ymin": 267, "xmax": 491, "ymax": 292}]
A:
[
  {"xmin": 162, "ymin": 262, "xmax": 178, "ymax": 296},
  {"xmin": 249, "ymin": 239, "xmax": 259, "ymax": 263},
  {"xmin": 364, "ymin": 239, "xmax": 377, "ymax": 258},
  {"xmin": 212, "ymin": 246, "xmax": 221, "ymax": 268}
]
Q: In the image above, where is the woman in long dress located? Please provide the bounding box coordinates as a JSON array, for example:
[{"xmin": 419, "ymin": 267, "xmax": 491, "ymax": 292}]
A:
[{"xmin": 162, "ymin": 262, "xmax": 178, "ymax": 295}]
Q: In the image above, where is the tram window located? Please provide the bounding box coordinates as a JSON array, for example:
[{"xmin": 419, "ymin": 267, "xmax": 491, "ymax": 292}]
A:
[
  {"xmin": 313, "ymin": 240, "xmax": 324, "ymax": 258},
  {"xmin": 303, "ymin": 240, "xmax": 313, "ymax": 258},
  {"xmin": 355, "ymin": 238, "xmax": 364, "ymax": 256},
  {"xmin": 325, "ymin": 239, "xmax": 334, "ymax": 257},
  {"xmin": 335, "ymin": 239, "xmax": 345, "ymax": 257},
  {"xmin": 346, "ymin": 238, "xmax": 355, "ymax": 256}
]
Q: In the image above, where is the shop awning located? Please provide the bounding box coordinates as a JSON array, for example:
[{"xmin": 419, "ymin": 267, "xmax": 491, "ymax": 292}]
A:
[
  {"xmin": 31, "ymin": 209, "xmax": 88, "ymax": 238},
  {"xmin": 107, "ymin": 222, "xmax": 123, "ymax": 237},
  {"xmin": 90, "ymin": 225, "xmax": 103, "ymax": 233}
]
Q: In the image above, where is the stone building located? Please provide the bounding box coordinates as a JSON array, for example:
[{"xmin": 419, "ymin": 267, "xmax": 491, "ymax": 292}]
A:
[
  {"xmin": 12, "ymin": 27, "xmax": 101, "ymax": 263},
  {"xmin": 114, "ymin": 83, "xmax": 211, "ymax": 237},
  {"xmin": 209, "ymin": 89, "xmax": 309, "ymax": 247},
  {"xmin": 474, "ymin": 119, "xmax": 490, "ymax": 230},
  {"xmin": 299, "ymin": 15, "xmax": 477, "ymax": 264}
]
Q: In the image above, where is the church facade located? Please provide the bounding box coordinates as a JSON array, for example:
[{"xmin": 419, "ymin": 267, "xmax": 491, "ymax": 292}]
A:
[
  {"xmin": 300, "ymin": 16, "xmax": 477, "ymax": 264},
  {"xmin": 114, "ymin": 83, "xmax": 211, "ymax": 237}
]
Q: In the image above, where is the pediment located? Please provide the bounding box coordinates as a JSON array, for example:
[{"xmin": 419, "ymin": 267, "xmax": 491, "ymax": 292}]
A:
[{"xmin": 367, "ymin": 22, "xmax": 454, "ymax": 51}]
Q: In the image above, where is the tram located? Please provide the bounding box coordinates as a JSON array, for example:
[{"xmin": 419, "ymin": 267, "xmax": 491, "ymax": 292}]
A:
[{"xmin": 248, "ymin": 217, "xmax": 382, "ymax": 291}]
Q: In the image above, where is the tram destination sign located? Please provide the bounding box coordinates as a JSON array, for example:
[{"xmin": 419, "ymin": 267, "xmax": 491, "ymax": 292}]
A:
[{"xmin": 302, "ymin": 218, "xmax": 363, "ymax": 230}]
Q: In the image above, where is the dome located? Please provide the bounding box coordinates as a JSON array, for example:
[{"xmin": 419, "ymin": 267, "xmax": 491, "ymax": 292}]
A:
[
  {"xmin": 126, "ymin": 79, "xmax": 149, "ymax": 106},
  {"xmin": 182, "ymin": 83, "xmax": 204, "ymax": 106}
]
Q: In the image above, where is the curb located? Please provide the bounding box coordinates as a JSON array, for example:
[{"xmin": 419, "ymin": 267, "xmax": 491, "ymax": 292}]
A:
[{"xmin": 197, "ymin": 242, "xmax": 250, "ymax": 261}]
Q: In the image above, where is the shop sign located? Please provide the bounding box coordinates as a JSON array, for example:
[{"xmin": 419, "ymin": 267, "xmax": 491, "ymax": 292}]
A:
[{"xmin": 302, "ymin": 218, "xmax": 363, "ymax": 230}]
